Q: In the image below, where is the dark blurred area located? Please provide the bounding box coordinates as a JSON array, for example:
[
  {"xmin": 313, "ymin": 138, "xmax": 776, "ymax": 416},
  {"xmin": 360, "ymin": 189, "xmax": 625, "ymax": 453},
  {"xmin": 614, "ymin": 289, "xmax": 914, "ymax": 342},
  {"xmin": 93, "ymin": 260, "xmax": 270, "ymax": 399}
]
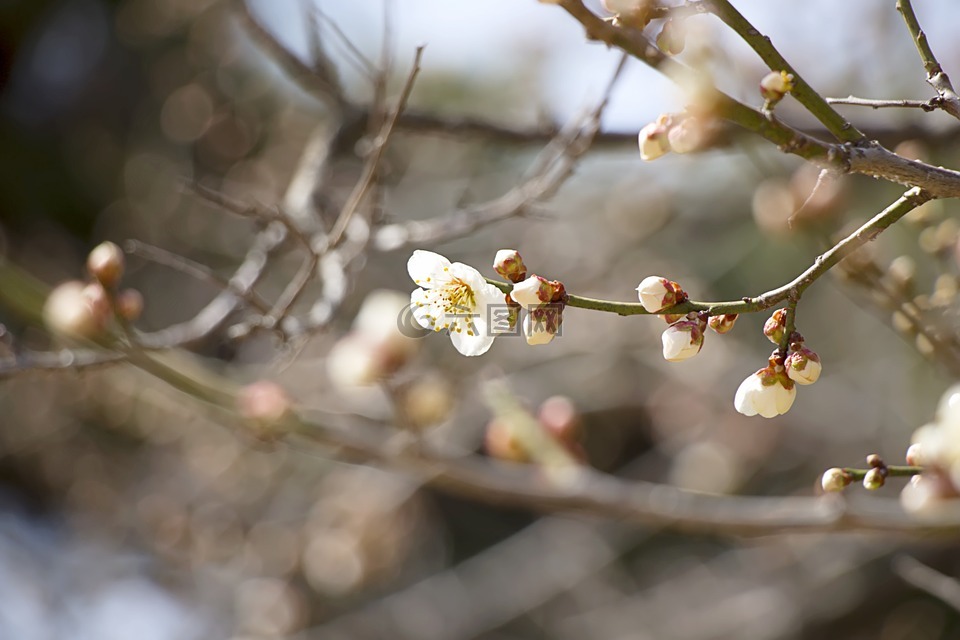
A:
[{"xmin": 3, "ymin": 0, "xmax": 960, "ymax": 638}]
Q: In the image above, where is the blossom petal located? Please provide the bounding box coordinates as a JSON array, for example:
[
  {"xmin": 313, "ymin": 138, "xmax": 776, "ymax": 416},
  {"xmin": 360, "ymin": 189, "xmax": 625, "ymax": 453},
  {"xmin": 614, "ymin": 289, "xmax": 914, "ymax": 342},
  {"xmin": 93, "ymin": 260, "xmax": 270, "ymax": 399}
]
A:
[
  {"xmin": 450, "ymin": 325, "xmax": 495, "ymax": 356},
  {"xmin": 411, "ymin": 287, "xmax": 443, "ymax": 330},
  {"xmin": 408, "ymin": 250, "xmax": 452, "ymax": 288}
]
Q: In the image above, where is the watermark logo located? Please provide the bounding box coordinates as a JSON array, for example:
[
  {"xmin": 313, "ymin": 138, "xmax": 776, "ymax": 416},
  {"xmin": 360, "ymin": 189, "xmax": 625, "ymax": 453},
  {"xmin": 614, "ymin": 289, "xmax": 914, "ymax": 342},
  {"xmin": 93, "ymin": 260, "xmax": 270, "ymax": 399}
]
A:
[{"xmin": 396, "ymin": 303, "xmax": 563, "ymax": 339}]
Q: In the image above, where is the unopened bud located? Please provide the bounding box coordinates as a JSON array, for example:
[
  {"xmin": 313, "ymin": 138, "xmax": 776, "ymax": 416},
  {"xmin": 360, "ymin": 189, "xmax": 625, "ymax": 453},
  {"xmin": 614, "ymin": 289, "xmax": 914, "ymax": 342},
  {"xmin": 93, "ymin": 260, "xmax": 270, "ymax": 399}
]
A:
[
  {"xmin": 905, "ymin": 443, "xmax": 924, "ymax": 467},
  {"xmin": 237, "ymin": 381, "xmax": 293, "ymax": 439},
  {"xmin": 510, "ymin": 275, "xmax": 565, "ymax": 310},
  {"xmin": 661, "ymin": 319, "xmax": 704, "ymax": 362},
  {"xmin": 863, "ymin": 467, "xmax": 886, "ymax": 490},
  {"xmin": 537, "ymin": 395, "xmax": 581, "ymax": 443},
  {"xmin": 43, "ymin": 281, "xmax": 110, "ymax": 339},
  {"xmin": 638, "ymin": 118, "xmax": 671, "ymax": 161},
  {"xmin": 402, "ymin": 377, "xmax": 455, "ymax": 429},
  {"xmin": 636, "ymin": 275, "xmax": 687, "ymax": 313},
  {"xmin": 116, "ymin": 289, "xmax": 144, "ymax": 322},
  {"xmin": 656, "ymin": 19, "xmax": 685, "ymax": 55},
  {"xmin": 493, "ymin": 249, "xmax": 527, "ymax": 283},
  {"xmin": 87, "ymin": 241, "xmax": 125, "ymax": 289},
  {"xmin": 821, "ymin": 467, "xmax": 851, "ymax": 492},
  {"xmin": 866, "ymin": 453, "xmax": 883, "ymax": 468},
  {"xmin": 785, "ymin": 345, "xmax": 821, "ymax": 385},
  {"xmin": 666, "ymin": 117, "xmax": 706, "ymax": 154},
  {"xmin": 763, "ymin": 308, "xmax": 788, "ymax": 344},
  {"xmin": 759, "ymin": 70, "xmax": 794, "ymax": 104},
  {"xmin": 707, "ymin": 313, "xmax": 738, "ymax": 334},
  {"xmin": 523, "ymin": 304, "xmax": 563, "ymax": 346},
  {"xmin": 484, "ymin": 418, "xmax": 529, "ymax": 463}
]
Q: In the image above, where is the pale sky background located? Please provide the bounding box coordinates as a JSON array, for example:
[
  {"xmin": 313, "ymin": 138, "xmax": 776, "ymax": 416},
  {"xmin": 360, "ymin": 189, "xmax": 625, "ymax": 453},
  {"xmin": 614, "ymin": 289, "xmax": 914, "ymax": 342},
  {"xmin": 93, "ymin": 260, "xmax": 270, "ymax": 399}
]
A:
[{"xmin": 247, "ymin": 0, "xmax": 960, "ymax": 132}]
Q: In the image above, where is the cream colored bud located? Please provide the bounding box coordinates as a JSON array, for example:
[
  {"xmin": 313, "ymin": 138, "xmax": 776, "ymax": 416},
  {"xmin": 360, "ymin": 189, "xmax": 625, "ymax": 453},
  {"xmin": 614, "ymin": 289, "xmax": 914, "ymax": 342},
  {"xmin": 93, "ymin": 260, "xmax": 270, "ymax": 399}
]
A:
[
  {"xmin": 87, "ymin": 241, "xmax": 125, "ymax": 288},
  {"xmin": 43, "ymin": 281, "xmax": 109, "ymax": 339},
  {"xmin": 638, "ymin": 122, "xmax": 670, "ymax": 161},
  {"xmin": 820, "ymin": 468, "xmax": 851, "ymax": 493},
  {"xmin": 759, "ymin": 70, "xmax": 794, "ymax": 102},
  {"xmin": 493, "ymin": 249, "xmax": 527, "ymax": 283},
  {"xmin": 116, "ymin": 289, "xmax": 144, "ymax": 322},
  {"xmin": 661, "ymin": 320, "xmax": 704, "ymax": 362}
]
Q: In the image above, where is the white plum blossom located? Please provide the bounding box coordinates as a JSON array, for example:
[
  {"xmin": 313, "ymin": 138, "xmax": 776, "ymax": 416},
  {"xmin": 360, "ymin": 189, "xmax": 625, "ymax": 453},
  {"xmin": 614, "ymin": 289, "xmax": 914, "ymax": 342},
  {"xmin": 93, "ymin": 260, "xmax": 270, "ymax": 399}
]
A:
[
  {"xmin": 408, "ymin": 250, "xmax": 505, "ymax": 356},
  {"xmin": 636, "ymin": 276, "xmax": 685, "ymax": 313},
  {"xmin": 785, "ymin": 346, "xmax": 821, "ymax": 385},
  {"xmin": 661, "ymin": 320, "xmax": 703, "ymax": 362},
  {"xmin": 734, "ymin": 366, "xmax": 796, "ymax": 419}
]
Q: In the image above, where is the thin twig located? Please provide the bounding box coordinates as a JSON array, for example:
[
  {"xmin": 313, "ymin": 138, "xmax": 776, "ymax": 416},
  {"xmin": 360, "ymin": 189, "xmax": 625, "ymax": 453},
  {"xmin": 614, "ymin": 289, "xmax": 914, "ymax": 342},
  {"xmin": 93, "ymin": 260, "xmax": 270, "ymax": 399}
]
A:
[
  {"xmin": 893, "ymin": 556, "xmax": 960, "ymax": 611},
  {"xmin": 896, "ymin": 0, "xmax": 960, "ymax": 121},
  {"xmin": 826, "ymin": 95, "xmax": 937, "ymax": 111}
]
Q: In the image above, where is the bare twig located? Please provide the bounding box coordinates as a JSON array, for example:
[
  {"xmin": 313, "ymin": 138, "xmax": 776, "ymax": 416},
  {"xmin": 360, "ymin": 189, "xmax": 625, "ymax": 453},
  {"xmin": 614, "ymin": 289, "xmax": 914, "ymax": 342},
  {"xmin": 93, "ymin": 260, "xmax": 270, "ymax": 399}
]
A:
[
  {"xmin": 896, "ymin": 0, "xmax": 960, "ymax": 121},
  {"xmin": 826, "ymin": 95, "xmax": 938, "ymax": 111},
  {"xmin": 893, "ymin": 555, "xmax": 960, "ymax": 611}
]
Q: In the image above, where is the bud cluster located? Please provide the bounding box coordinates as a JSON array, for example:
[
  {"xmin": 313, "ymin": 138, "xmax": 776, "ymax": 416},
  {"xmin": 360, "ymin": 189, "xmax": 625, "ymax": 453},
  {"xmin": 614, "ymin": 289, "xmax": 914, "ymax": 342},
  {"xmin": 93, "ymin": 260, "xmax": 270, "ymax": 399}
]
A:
[
  {"xmin": 485, "ymin": 395, "xmax": 586, "ymax": 464},
  {"xmin": 901, "ymin": 384, "xmax": 960, "ymax": 513},
  {"xmin": 638, "ymin": 113, "xmax": 714, "ymax": 161},
  {"xmin": 504, "ymin": 251, "xmax": 567, "ymax": 346},
  {"xmin": 43, "ymin": 241, "xmax": 144, "ymax": 340}
]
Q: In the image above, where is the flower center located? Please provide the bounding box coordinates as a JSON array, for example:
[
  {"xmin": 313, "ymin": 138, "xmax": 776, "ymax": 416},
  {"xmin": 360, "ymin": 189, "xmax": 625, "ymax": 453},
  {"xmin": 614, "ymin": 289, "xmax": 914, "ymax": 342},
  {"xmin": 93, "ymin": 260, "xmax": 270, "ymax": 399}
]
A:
[{"xmin": 441, "ymin": 278, "xmax": 475, "ymax": 314}]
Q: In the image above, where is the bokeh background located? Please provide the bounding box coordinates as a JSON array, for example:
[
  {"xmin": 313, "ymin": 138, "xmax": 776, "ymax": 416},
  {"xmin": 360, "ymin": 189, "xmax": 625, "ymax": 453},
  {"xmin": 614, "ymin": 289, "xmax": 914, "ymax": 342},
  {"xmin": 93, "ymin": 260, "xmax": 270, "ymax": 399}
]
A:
[{"xmin": 2, "ymin": 0, "xmax": 960, "ymax": 638}]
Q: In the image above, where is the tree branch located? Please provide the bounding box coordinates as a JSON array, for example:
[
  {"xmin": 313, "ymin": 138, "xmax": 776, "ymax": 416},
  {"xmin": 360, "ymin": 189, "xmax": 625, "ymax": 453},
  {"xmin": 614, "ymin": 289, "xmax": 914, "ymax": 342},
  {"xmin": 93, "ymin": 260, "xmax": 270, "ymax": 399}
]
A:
[{"xmin": 896, "ymin": 0, "xmax": 960, "ymax": 121}]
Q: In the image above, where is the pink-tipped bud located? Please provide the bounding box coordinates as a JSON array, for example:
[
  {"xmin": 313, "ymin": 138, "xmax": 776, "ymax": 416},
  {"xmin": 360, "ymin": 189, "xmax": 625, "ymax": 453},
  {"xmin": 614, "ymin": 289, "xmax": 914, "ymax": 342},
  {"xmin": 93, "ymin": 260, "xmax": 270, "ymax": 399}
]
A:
[
  {"xmin": 484, "ymin": 418, "xmax": 529, "ymax": 463},
  {"xmin": 862, "ymin": 467, "xmax": 886, "ymax": 490},
  {"xmin": 656, "ymin": 19, "xmax": 685, "ymax": 55},
  {"xmin": 493, "ymin": 249, "xmax": 528, "ymax": 283},
  {"xmin": 510, "ymin": 276, "xmax": 565, "ymax": 310},
  {"xmin": 759, "ymin": 70, "xmax": 794, "ymax": 103},
  {"xmin": 821, "ymin": 467, "xmax": 851, "ymax": 493},
  {"xmin": 43, "ymin": 281, "xmax": 110, "ymax": 339},
  {"xmin": 661, "ymin": 319, "xmax": 704, "ymax": 362},
  {"xmin": 237, "ymin": 381, "xmax": 293, "ymax": 439},
  {"xmin": 763, "ymin": 308, "xmax": 788, "ymax": 344},
  {"xmin": 785, "ymin": 345, "xmax": 821, "ymax": 385},
  {"xmin": 905, "ymin": 443, "xmax": 924, "ymax": 467},
  {"xmin": 116, "ymin": 289, "xmax": 144, "ymax": 322},
  {"xmin": 87, "ymin": 241, "xmax": 125, "ymax": 289},
  {"xmin": 638, "ymin": 118, "xmax": 671, "ymax": 161},
  {"xmin": 636, "ymin": 276, "xmax": 687, "ymax": 313},
  {"xmin": 523, "ymin": 304, "xmax": 563, "ymax": 346},
  {"xmin": 707, "ymin": 313, "xmax": 738, "ymax": 334}
]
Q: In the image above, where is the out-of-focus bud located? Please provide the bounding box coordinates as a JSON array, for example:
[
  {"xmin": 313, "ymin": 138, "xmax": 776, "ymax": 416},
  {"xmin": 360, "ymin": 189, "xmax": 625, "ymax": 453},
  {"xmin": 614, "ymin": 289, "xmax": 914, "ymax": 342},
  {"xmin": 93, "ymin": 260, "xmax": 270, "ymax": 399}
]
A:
[
  {"xmin": 401, "ymin": 376, "xmax": 455, "ymax": 430},
  {"xmin": 493, "ymin": 249, "xmax": 527, "ymax": 283},
  {"xmin": 523, "ymin": 305, "xmax": 563, "ymax": 346},
  {"xmin": 87, "ymin": 241, "xmax": 125, "ymax": 289},
  {"xmin": 355, "ymin": 290, "xmax": 420, "ymax": 371},
  {"xmin": 636, "ymin": 275, "xmax": 687, "ymax": 313},
  {"xmin": 656, "ymin": 19, "xmax": 685, "ymax": 55},
  {"xmin": 638, "ymin": 117, "xmax": 671, "ymax": 161},
  {"xmin": 602, "ymin": 0, "xmax": 653, "ymax": 27},
  {"xmin": 733, "ymin": 357, "xmax": 796, "ymax": 419},
  {"xmin": 326, "ymin": 333, "xmax": 385, "ymax": 389},
  {"xmin": 661, "ymin": 319, "xmax": 704, "ymax": 362},
  {"xmin": 484, "ymin": 418, "xmax": 529, "ymax": 462},
  {"xmin": 820, "ymin": 467, "xmax": 851, "ymax": 493},
  {"xmin": 887, "ymin": 255, "xmax": 916, "ymax": 295},
  {"xmin": 901, "ymin": 473, "xmax": 958, "ymax": 514},
  {"xmin": 906, "ymin": 443, "xmax": 924, "ymax": 467},
  {"xmin": 666, "ymin": 117, "xmax": 706, "ymax": 154},
  {"xmin": 785, "ymin": 345, "xmax": 821, "ymax": 385},
  {"xmin": 763, "ymin": 308, "xmax": 787, "ymax": 344},
  {"xmin": 116, "ymin": 289, "xmax": 144, "ymax": 322},
  {"xmin": 707, "ymin": 313, "xmax": 738, "ymax": 334},
  {"xmin": 237, "ymin": 381, "xmax": 293, "ymax": 438},
  {"xmin": 866, "ymin": 453, "xmax": 883, "ymax": 468},
  {"xmin": 537, "ymin": 395, "xmax": 581, "ymax": 443},
  {"xmin": 43, "ymin": 281, "xmax": 110, "ymax": 339},
  {"xmin": 862, "ymin": 467, "xmax": 886, "ymax": 490},
  {"xmin": 936, "ymin": 383, "xmax": 960, "ymax": 426},
  {"xmin": 759, "ymin": 70, "xmax": 794, "ymax": 104}
]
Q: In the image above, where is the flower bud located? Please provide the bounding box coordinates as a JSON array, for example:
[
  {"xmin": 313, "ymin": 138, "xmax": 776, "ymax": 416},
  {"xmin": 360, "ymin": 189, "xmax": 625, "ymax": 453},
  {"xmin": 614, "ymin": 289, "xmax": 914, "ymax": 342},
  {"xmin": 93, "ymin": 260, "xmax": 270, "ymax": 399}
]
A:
[
  {"xmin": 87, "ymin": 241, "xmax": 125, "ymax": 289},
  {"xmin": 733, "ymin": 363, "xmax": 796, "ymax": 418},
  {"xmin": 785, "ymin": 346, "xmax": 821, "ymax": 385},
  {"xmin": 866, "ymin": 453, "xmax": 883, "ymax": 468},
  {"xmin": 523, "ymin": 305, "xmax": 563, "ymax": 346},
  {"xmin": 237, "ymin": 381, "xmax": 293, "ymax": 438},
  {"xmin": 116, "ymin": 289, "xmax": 144, "ymax": 322},
  {"xmin": 402, "ymin": 376, "xmax": 456, "ymax": 430},
  {"xmin": 355, "ymin": 289, "xmax": 420, "ymax": 370},
  {"xmin": 43, "ymin": 281, "xmax": 110, "ymax": 339},
  {"xmin": 666, "ymin": 117, "xmax": 706, "ymax": 154},
  {"xmin": 862, "ymin": 467, "xmax": 885, "ymax": 490},
  {"xmin": 326, "ymin": 333, "xmax": 386, "ymax": 388},
  {"xmin": 510, "ymin": 276, "xmax": 565, "ymax": 310},
  {"xmin": 763, "ymin": 308, "xmax": 787, "ymax": 344},
  {"xmin": 661, "ymin": 319, "xmax": 704, "ymax": 362},
  {"xmin": 656, "ymin": 19, "xmax": 685, "ymax": 55},
  {"xmin": 484, "ymin": 418, "xmax": 529, "ymax": 462},
  {"xmin": 759, "ymin": 70, "xmax": 794, "ymax": 103},
  {"xmin": 707, "ymin": 313, "xmax": 738, "ymax": 334},
  {"xmin": 638, "ymin": 119, "xmax": 671, "ymax": 161},
  {"xmin": 820, "ymin": 467, "xmax": 851, "ymax": 493},
  {"xmin": 661, "ymin": 313, "xmax": 684, "ymax": 324},
  {"xmin": 636, "ymin": 276, "xmax": 687, "ymax": 313},
  {"xmin": 537, "ymin": 395, "xmax": 581, "ymax": 443},
  {"xmin": 905, "ymin": 442, "xmax": 924, "ymax": 467},
  {"xmin": 493, "ymin": 249, "xmax": 527, "ymax": 283}
]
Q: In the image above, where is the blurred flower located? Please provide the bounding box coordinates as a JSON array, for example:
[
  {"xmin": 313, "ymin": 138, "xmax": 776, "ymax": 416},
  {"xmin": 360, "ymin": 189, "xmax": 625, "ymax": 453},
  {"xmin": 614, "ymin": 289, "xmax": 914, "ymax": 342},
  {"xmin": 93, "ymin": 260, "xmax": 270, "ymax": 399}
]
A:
[
  {"xmin": 408, "ymin": 250, "xmax": 504, "ymax": 356},
  {"xmin": 636, "ymin": 275, "xmax": 686, "ymax": 313},
  {"xmin": 661, "ymin": 319, "xmax": 704, "ymax": 362},
  {"xmin": 904, "ymin": 384, "xmax": 960, "ymax": 507},
  {"xmin": 401, "ymin": 376, "xmax": 456, "ymax": 429},
  {"xmin": 638, "ymin": 118, "xmax": 670, "ymax": 161},
  {"xmin": 43, "ymin": 281, "xmax": 110, "ymax": 339},
  {"xmin": 493, "ymin": 249, "xmax": 527, "ymax": 283},
  {"xmin": 116, "ymin": 288, "xmax": 144, "ymax": 322},
  {"xmin": 666, "ymin": 116, "xmax": 706, "ymax": 154},
  {"xmin": 785, "ymin": 346, "xmax": 821, "ymax": 385},
  {"xmin": 734, "ymin": 361, "xmax": 796, "ymax": 418},
  {"xmin": 237, "ymin": 381, "xmax": 293, "ymax": 438},
  {"xmin": 906, "ymin": 442, "xmax": 924, "ymax": 467},
  {"xmin": 87, "ymin": 241, "xmax": 125, "ymax": 289},
  {"xmin": 656, "ymin": 19, "xmax": 685, "ymax": 55}
]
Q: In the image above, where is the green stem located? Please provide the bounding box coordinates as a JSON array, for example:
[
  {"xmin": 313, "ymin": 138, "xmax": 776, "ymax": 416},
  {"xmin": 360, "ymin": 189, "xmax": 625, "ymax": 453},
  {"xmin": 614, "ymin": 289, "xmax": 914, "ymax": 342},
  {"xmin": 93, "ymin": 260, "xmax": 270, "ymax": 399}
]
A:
[
  {"xmin": 842, "ymin": 465, "xmax": 923, "ymax": 480},
  {"xmin": 897, "ymin": 0, "xmax": 945, "ymax": 78},
  {"xmin": 705, "ymin": 0, "xmax": 864, "ymax": 143},
  {"xmin": 490, "ymin": 189, "xmax": 929, "ymax": 318}
]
